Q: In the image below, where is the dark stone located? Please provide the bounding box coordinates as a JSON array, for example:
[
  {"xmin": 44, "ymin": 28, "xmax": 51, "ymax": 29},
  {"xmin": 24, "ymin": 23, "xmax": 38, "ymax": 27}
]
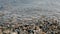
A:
[
  {"xmin": 39, "ymin": 26, "xmax": 43, "ymax": 29},
  {"xmin": 28, "ymin": 30, "xmax": 34, "ymax": 33},
  {"xmin": 51, "ymin": 32, "xmax": 54, "ymax": 34},
  {"xmin": 57, "ymin": 26, "xmax": 60, "ymax": 30}
]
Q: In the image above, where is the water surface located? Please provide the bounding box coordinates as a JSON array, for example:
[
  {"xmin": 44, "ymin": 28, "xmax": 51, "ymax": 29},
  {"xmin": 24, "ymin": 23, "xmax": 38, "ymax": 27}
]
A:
[{"xmin": 0, "ymin": 0, "xmax": 60, "ymax": 19}]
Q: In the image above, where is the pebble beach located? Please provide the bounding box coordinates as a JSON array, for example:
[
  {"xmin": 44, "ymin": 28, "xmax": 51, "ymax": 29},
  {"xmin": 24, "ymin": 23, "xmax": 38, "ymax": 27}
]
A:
[{"xmin": 0, "ymin": 13, "xmax": 60, "ymax": 34}]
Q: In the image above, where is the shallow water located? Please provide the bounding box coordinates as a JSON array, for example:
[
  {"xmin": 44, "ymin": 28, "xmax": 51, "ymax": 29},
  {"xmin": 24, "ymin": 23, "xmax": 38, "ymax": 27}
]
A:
[{"xmin": 0, "ymin": 0, "xmax": 60, "ymax": 19}]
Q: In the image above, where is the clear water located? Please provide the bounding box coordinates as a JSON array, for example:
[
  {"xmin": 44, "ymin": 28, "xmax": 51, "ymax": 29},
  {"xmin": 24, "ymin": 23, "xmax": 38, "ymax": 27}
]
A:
[{"xmin": 0, "ymin": 0, "xmax": 60, "ymax": 19}]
